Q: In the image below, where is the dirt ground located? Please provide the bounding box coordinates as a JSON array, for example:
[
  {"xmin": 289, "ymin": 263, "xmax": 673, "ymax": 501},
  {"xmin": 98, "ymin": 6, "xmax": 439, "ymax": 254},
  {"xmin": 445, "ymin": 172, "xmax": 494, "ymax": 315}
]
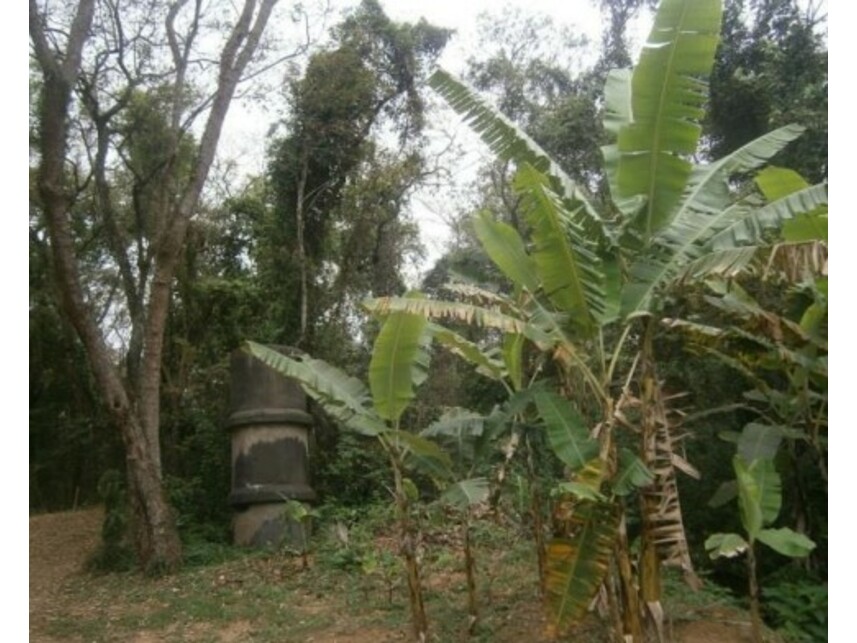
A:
[
  {"xmin": 30, "ymin": 507, "xmax": 764, "ymax": 642},
  {"xmin": 30, "ymin": 507, "xmax": 104, "ymax": 641}
]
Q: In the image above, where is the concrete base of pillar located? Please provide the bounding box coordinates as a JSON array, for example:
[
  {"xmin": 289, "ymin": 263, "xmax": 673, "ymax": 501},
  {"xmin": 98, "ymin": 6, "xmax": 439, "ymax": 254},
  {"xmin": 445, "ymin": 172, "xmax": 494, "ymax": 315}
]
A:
[{"xmin": 232, "ymin": 502, "xmax": 310, "ymax": 549}]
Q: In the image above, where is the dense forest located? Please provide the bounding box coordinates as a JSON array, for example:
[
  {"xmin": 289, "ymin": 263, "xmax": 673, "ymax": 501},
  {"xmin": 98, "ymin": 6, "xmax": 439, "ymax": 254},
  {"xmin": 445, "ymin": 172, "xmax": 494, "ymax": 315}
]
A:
[{"xmin": 30, "ymin": 0, "xmax": 827, "ymax": 641}]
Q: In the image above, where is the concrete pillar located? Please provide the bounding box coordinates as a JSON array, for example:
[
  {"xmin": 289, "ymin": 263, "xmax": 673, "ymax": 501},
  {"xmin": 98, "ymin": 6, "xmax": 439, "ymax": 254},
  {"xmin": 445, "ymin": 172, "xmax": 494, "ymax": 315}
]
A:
[{"xmin": 226, "ymin": 347, "xmax": 316, "ymax": 547}]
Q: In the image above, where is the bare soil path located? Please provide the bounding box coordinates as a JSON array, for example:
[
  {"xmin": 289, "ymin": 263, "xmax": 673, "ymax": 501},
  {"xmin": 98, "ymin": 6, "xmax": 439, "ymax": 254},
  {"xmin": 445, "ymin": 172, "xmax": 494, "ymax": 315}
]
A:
[{"xmin": 30, "ymin": 507, "xmax": 103, "ymax": 641}]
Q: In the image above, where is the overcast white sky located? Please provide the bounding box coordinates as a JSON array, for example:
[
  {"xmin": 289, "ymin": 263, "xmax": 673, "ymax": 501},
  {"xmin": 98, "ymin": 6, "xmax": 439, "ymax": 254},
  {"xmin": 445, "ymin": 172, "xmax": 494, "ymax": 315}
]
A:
[{"xmin": 220, "ymin": 0, "xmax": 623, "ymax": 170}]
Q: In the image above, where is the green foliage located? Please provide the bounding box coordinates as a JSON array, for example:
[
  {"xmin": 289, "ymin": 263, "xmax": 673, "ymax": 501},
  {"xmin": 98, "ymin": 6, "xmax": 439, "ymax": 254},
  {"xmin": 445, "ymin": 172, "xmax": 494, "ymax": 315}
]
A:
[
  {"xmin": 705, "ymin": 450, "xmax": 815, "ymax": 642},
  {"xmin": 87, "ymin": 470, "xmax": 134, "ymax": 572},
  {"xmin": 440, "ymin": 478, "xmax": 491, "ymax": 509},
  {"xmin": 246, "ymin": 342, "xmax": 385, "ymax": 436},
  {"xmin": 707, "ymin": 0, "xmax": 827, "ymax": 182},
  {"xmin": 615, "ymin": 0, "xmax": 722, "ymax": 239},
  {"xmin": 369, "ymin": 300, "xmax": 430, "ymax": 423},
  {"xmin": 544, "ymin": 500, "xmax": 617, "ymax": 632},
  {"xmin": 29, "ymin": 226, "xmax": 122, "ymax": 511},
  {"xmin": 614, "ymin": 449, "xmax": 655, "ymax": 497},
  {"xmin": 534, "ymin": 392, "xmax": 598, "ymax": 471},
  {"xmin": 281, "ymin": 499, "xmax": 320, "ymax": 566},
  {"xmin": 763, "ymin": 579, "xmax": 828, "ymax": 642},
  {"xmin": 247, "ymin": 305, "xmax": 454, "ymax": 639},
  {"xmin": 734, "ymin": 456, "xmax": 780, "ymax": 539},
  {"xmin": 162, "ymin": 410, "xmax": 232, "ymax": 544},
  {"xmin": 312, "ymin": 431, "xmax": 391, "ymax": 506},
  {"xmin": 672, "ymin": 271, "xmax": 828, "ymax": 575},
  {"xmin": 706, "ymin": 455, "xmax": 813, "ymax": 558},
  {"xmin": 471, "ymin": 210, "xmax": 540, "ymax": 293},
  {"xmin": 419, "ymin": 0, "xmax": 827, "ymax": 636},
  {"xmin": 120, "ymin": 88, "xmax": 197, "ymax": 217},
  {"xmin": 261, "ymin": 0, "xmax": 451, "ymax": 354}
]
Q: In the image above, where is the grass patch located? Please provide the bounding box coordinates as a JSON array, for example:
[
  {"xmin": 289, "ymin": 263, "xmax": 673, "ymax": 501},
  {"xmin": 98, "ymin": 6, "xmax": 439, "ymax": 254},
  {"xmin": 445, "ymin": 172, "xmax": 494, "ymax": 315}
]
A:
[{"xmin": 41, "ymin": 503, "xmax": 769, "ymax": 642}]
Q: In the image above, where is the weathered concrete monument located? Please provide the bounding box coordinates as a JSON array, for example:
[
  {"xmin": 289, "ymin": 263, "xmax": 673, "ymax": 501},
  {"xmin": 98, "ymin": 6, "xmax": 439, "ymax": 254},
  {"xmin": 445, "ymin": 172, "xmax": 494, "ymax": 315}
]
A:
[{"xmin": 226, "ymin": 347, "xmax": 315, "ymax": 547}]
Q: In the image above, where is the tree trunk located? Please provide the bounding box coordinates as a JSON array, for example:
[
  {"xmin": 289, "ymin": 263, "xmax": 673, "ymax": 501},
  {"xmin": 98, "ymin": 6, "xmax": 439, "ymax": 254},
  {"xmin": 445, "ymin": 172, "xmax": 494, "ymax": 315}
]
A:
[
  {"xmin": 523, "ymin": 433, "xmax": 547, "ymax": 596},
  {"xmin": 29, "ymin": 0, "xmax": 182, "ymax": 573},
  {"xmin": 747, "ymin": 544, "xmax": 763, "ymax": 643},
  {"xmin": 295, "ymin": 151, "xmax": 310, "ymax": 345},
  {"xmin": 463, "ymin": 514, "xmax": 479, "ymax": 635},
  {"xmin": 31, "ymin": 0, "xmax": 281, "ymax": 573},
  {"xmin": 615, "ymin": 511, "xmax": 644, "ymax": 643},
  {"xmin": 124, "ymin": 419, "xmax": 184, "ymax": 573},
  {"xmin": 392, "ymin": 458, "xmax": 428, "ymax": 642}
]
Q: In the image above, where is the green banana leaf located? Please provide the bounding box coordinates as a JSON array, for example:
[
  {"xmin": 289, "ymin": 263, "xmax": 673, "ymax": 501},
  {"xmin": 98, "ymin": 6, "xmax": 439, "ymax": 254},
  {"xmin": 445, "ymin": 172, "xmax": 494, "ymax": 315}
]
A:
[
  {"xmin": 545, "ymin": 500, "xmax": 617, "ymax": 633},
  {"xmin": 535, "ymin": 391, "xmax": 599, "ymax": 471},
  {"xmin": 386, "ymin": 429, "xmax": 454, "ymax": 482},
  {"xmin": 515, "ymin": 164, "xmax": 608, "ymax": 333},
  {"xmin": 441, "ymin": 477, "xmax": 490, "ymax": 509},
  {"xmin": 705, "ymin": 532, "xmax": 749, "ymax": 559},
  {"xmin": 244, "ymin": 342, "xmax": 384, "ymax": 436},
  {"xmin": 782, "ymin": 213, "xmax": 828, "ymax": 243},
  {"xmin": 620, "ymin": 126, "xmax": 806, "ymax": 317},
  {"xmin": 738, "ymin": 423, "xmax": 791, "ymax": 461},
  {"xmin": 757, "ymin": 528, "xmax": 816, "ymax": 558},
  {"xmin": 422, "ymin": 407, "xmax": 486, "ymax": 464},
  {"xmin": 428, "ymin": 322, "xmax": 505, "ymax": 381},
  {"xmin": 472, "ymin": 209, "xmax": 539, "ymax": 293},
  {"xmin": 602, "ymin": 69, "xmax": 645, "ymax": 219},
  {"xmin": 614, "ymin": 448, "xmax": 655, "ymax": 496},
  {"xmin": 756, "ymin": 166, "xmax": 810, "ymax": 200},
  {"xmin": 710, "ymin": 182, "xmax": 828, "ymax": 250},
  {"xmin": 734, "ymin": 456, "xmax": 782, "ymax": 539},
  {"xmin": 616, "ymin": 0, "xmax": 722, "ymax": 239},
  {"xmin": 502, "ymin": 332, "xmax": 525, "ymax": 392},
  {"xmin": 369, "ymin": 306, "xmax": 430, "ymax": 423},
  {"xmin": 428, "ymin": 68, "xmax": 609, "ymax": 246}
]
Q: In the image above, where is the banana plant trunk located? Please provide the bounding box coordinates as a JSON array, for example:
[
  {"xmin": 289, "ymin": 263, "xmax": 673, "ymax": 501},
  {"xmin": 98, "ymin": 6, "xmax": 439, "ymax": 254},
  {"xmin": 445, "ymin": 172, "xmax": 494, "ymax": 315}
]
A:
[
  {"xmin": 639, "ymin": 318, "xmax": 664, "ymax": 624},
  {"xmin": 463, "ymin": 514, "xmax": 479, "ymax": 635},
  {"xmin": 615, "ymin": 510, "xmax": 645, "ymax": 642},
  {"xmin": 392, "ymin": 458, "xmax": 428, "ymax": 642},
  {"xmin": 747, "ymin": 544, "xmax": 763, "ymax": 643},
  {"xmin": 525, "ymin": 434, "xmax": 547, "ymax": 595}
]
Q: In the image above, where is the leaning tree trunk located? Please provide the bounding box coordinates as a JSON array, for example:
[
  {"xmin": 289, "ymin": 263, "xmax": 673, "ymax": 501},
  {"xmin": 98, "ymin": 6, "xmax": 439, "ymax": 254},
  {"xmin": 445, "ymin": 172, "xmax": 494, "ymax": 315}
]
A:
[
  {"xmin": 391, "ymin": 458, "xmax": 429, "ymax": 642},
  {"xmin": 29, "ymin": 0, "xmax": 183, "ymax": 573},
  {"xmin": 295, "ymin": 151, "xmax": 310, "ymax": 345},
  {"xmin": 122, "ymin": 414, "xmax": 184, "ymax": 572},
  {"xmin": 31, "ymin": 0, "xmax": 280, "ymax": 573}
]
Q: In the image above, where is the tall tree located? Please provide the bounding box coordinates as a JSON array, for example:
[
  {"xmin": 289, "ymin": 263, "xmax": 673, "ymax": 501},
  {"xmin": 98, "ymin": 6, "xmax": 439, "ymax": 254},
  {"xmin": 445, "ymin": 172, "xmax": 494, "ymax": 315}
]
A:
[
  {"xmin": 707, "ymin": 0, "xmax": 827, "ymax": 180},
  {"xmin": 466, "ymin": 8, "xmax": 603, "ymax": 193},
  {"xmin": 263, "ymin": 0, "xmax": 450, "ymax": 353},
  {"xmin": 29, "ymin": 0, "xmax": 289, "ymax": 572}
]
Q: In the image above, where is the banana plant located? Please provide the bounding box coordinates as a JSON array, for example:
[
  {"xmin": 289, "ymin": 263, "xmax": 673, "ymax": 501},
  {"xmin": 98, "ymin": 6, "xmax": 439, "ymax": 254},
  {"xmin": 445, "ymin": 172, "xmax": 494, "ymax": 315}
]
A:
[
  {"xmin": 280, "ymin": 498, "xmax": 320, "ymax": 570},
  {"xmin": 705, "ymin": 455, "xmax": 815, "ymax": 643},
  {"xmin": 667, "ymin": 251, "xmax": 827, "ymax": 589},
  {"xmin": 368, "ymin": 0, "xmax": 827, "ymax": 639},
  {"xmin": 437, "ymin": 474, "xmax": 490, "ymax": 635},
  {"xmin": 246, "ymin": 302, "xmax": 452, "ymax": 643}
]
